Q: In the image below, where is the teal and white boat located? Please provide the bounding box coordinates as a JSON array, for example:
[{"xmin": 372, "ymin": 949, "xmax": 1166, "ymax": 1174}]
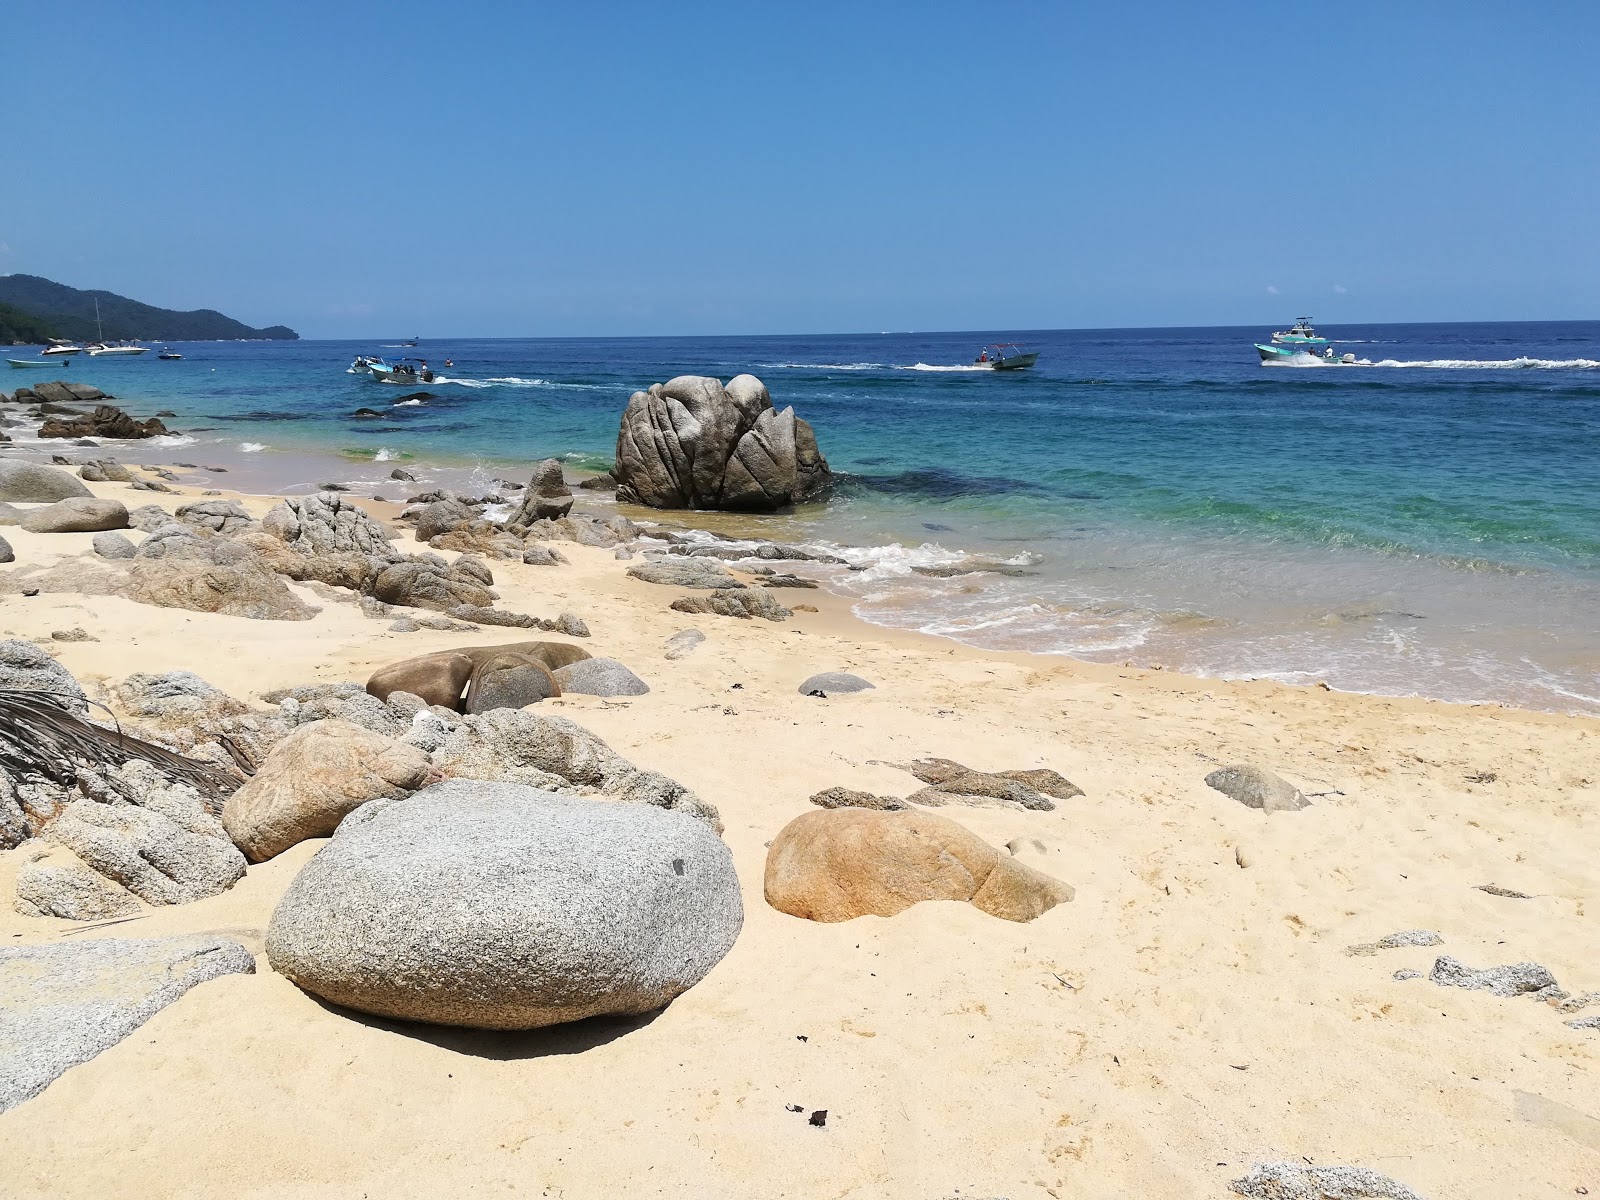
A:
[
  {"xmin": 1257, "ymin": 342, "xmax": 1358, "ymax": 366},
  {"xmin": 1270, "ymin": 317, "xmax": 1327, "ymax": 347}
]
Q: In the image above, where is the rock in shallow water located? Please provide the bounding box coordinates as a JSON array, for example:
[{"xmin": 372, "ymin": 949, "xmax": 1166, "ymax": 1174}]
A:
[
  {"xmin": 0, "ymin": 935, "xmax": 255, "ymax": 1113},
  {"xmin": 266, "ymin": 782, "xmax": 743, "ymax": 1029}
]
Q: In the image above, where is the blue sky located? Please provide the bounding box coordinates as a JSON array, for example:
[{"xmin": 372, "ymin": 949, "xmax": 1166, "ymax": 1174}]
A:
[{"xmin": 4, "ymin": 1, "xmax": 1596, "ymax": 337}]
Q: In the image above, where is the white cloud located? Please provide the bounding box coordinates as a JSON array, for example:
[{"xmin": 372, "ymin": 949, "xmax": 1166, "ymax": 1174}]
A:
[
  {"xmin": 1266, "ymin": 285, "xmax": 1279, "ymax": 295},
  {"xmin": 1332, "ymin": 284, "xmax": 1348, "ymax": 294}
]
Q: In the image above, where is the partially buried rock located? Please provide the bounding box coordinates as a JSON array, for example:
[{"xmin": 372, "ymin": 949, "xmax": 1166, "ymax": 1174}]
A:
[
  {"xmin": 1204, "ymin": 763, "xmax": 1309, "ymax": 812},
  {"xmin": 44, "ymin": 796, "xmax": 246, "ymax": 906},
  {"xmin": 798, "ymin": 671, "xmax": 874, "ymax": 696},
  {"xmin": 19, "ymin": 497, "xmax": 129, "ymax": 534},
  {"xmin": 1230, "ymin": 1162, "xmax": 1425, "ymax": 1200},
  {"xmin": 265, "ymin": 782, "xmax": 744, "ymax": 1029},
  {"xmin": 222, "ymin": 719, "xmax": 434, "ymax": 861},
  {"xmin": 0, "ymin": 935, "xmax": 255, "ymax": 1114},
  {"xmin": 670, "ymin": 588, "xmax": 791, "ymax": 621},
  {"xmin": 764, "ymin": 808, "xmax": 1073, "ymax": 924},
  {"xmin": 809, "ymin": 786, "xmax": 905, "ymax": 811},
  {"xmin": 664, "ymin": 628, "xmax": 705, "ymax": 659},
  {"xmin": 1428, "ymin": 955, "xmax": 1560, "ymax": 999},
  {"xmin": 893, "ymin": 757, "xmax": 1075, "ymax": 811},
  {"xmin": 628, "ymin": 559, "xmax": 743, "ymax": 590},
  {"xmin": 123, "ymin": 558, "xmax": 318, "ymax": 621},
  {"xmin": 13, "ymin": 843, "xmax": 141, "ymax": 921},
  {"xmin": 0, "ymin": 638, "xmax": 87, "ymax": 706},
  {"xmin": 388, "ymin": 617, "xmax": 421, "ymax": 633},
  {"xmin": 92, "ymin": 530, "xmax": 136, "ymax": 559},
  {"xmin": 174, "ymin": 498, "xmax": 255, "ymax": 535},
  {"xmin": 552, "ymin": 657, "xmax": 649, "ymax": 697}
]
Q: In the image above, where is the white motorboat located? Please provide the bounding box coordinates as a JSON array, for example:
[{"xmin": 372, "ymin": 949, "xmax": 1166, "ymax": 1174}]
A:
[
  {"xmin": 1269, "ymin": 317, "xmax": 1327, "ymax": 347},
  {"xmin": 41, "ymin": 340, "xmax": 84, "ymax": 357},
  {"xmin": 84, "ymin": 297, "xmax": 150, "ymax": 355},
  {"xmin": 348, "ymin": 355, "xmax": 386, "ymax": 375},
  {"xmin": 370, "ymin": 358, "xmax": 435, "ymax": 384}
]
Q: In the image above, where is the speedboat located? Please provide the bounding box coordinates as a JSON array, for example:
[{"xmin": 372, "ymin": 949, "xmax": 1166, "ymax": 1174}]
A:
[
  {"xmin": 974, "ymin": 343, "xmax": 1039, "ymax": 370},
  {"xmin": 370, "ymin": 357, "xmax": 435, "ymax": 384},
  {"xmin": 7, "ymin": 358, "xmax": 59, "ymax": 369},
  {"xmin": 348, "ymin": 355, "xmax": 386, "ymax": 375},
  {"xmin": 157, "ymin": 348, "xmax": 183, "ymax": 360},
  {"xmin": 86, "ymin": 342, "xmax": 150, "ymax": 356},
  {"xmin": 1270, "ymin": 317, "xmax": 1327, "ymax": 347},
  {"xmin": 41, "ymin": 340, "xmax": 84, "ymax": 357},
  {"xmin": 1257, "ymin": 343, "xmax": 1357, "ymax": 366}
]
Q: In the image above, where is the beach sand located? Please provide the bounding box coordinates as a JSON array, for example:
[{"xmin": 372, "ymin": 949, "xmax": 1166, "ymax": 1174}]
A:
[{"xmin": 1, "ymin": 475, "xmax": 1597, "ymax": 1199}]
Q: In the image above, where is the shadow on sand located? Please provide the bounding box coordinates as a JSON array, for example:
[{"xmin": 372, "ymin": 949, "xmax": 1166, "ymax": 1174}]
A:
[{"xmin": 310, "ymin": 996, "xmax": 663, "ymax": 1060}]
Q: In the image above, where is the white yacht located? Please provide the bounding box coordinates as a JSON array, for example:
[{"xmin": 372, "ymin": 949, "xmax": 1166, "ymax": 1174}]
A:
[{"xmin": 84, "ymin": 298, "xmax": 150, "ymax": 355}]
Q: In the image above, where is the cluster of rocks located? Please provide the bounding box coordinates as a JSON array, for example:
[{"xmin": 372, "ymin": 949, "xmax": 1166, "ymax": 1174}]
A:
[{"xmin": 613, "ymin": 375, "xmax": 832, "ymax": 511}]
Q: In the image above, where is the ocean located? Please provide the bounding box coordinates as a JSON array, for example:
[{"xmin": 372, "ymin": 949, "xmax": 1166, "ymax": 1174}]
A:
[{"xmin": 23, "ymin": 321, "xmax": 1600, "ymax": 716}]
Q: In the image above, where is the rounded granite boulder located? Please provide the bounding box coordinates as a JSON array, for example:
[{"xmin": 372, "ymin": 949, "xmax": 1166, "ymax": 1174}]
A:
[
  {"xmin": 797, "ymin": 671, "xmax": 875, "ymax": 696},
  {"xmin": 19, "ymin": 497, "xmax": 130, "ymax": 534},
  {"xmin": 265, "ymin": 781, "xmax": 743, "ymax": 1029}
]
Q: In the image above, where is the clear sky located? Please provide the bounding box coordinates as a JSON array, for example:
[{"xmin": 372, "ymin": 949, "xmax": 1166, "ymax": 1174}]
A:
[{"xmin": 4, "ymin": 1, "xmax": 1597, "ymax": 338}]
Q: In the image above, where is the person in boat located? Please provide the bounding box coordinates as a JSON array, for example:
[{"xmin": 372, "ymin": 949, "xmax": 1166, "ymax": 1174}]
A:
[
  {"xmin": 977, "ymin": 349, "xmax": 988, "ymax": 363},
  {"xmin": 444, "ymin": 358, "xmax": 454, "ymax": 368}
]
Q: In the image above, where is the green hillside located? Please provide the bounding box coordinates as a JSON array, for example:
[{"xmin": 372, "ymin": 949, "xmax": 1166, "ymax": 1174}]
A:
[
  {"xmin": 0, "ymin": 300, "xmax": 60, "ymax": 345},
  {"xmin": 0, "ymin": 274, "xmax": 297, "ymax": 341}
]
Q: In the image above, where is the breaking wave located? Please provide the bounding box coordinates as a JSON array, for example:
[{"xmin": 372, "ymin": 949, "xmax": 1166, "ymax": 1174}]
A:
[{"xmin": 238, "ymin": 442, "xmax": 266, "ymax": 453}]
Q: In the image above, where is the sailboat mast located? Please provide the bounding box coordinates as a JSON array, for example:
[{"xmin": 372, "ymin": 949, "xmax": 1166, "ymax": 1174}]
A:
[{"xmin": 95, "ymin": 297, "xmax": 104, "ymax": 343}]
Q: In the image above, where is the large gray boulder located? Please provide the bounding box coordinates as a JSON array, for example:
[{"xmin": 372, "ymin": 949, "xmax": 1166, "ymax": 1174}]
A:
[
  {"xmin": 1204, "ymin": 764, "xmax": 1310, "ymax": 812},
  {"xmin": 19, "ymin": 497, "xmax": 130, "ymax": 534},
  {"xmin": 122, "ymin": 557, "xmax": 318, "ymax": 621},
  {"xmin": 0, "ymin": 935, "xmax": 255, "ymax": 1113},
  {"xmin": 265, "ymin": 782, "xmax": 743, "ymax": 1029},
  {"xmin": 261, "ymin": 492, "xmax": 396, "ymax": 556},
  {"xmin": 613, "ymin": 374, "xmax": 832, "ymax": 511},
  {"xmin": 0, "ymin": 639, "xmax": 87, "ymax": 707},
  {"xmin": 508, "ymin": 459, "xmax": 574, "ymax": 524},
  {"xmin": 0, "ymin": 461, "xmax": 92, "ymax": 503},
  {"xmin": 91, "ymin": 530, "xmax": 137, "ymax": 559},
  {"xmin": 370, "ymin": 559, "xmax": 495, "ymax": 612},
  {"xmin": 44, "ymin": 796, "xmax": 246, "ymax": 906},
  {"xmin": 174, "ymin": 498, "xmax": 255, "ymax": 535}
]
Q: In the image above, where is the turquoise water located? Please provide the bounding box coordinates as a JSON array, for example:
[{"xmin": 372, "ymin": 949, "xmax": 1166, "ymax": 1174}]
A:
[{"xmin": 21, "ymin": 322, "xmax": 1600, "ymax": 714}]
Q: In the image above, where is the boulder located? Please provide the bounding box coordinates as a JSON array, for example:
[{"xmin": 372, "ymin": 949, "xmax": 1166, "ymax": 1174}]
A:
[
  {"xmin": 412, "ymin": 498, "xmax": 475, "ymax": 541},
  {"xmin": 261, "ymin": 492, "xmax": 396, "ymax": 557},
  {"xmin": 627, "ymin": 559, "xmax": 743, "ymax": 590},
  {"xmin": 174, "ymin": 498, "xmax": 255, "ymax": 535},
  {"xmin": 123, "ymin": 558, "xmax": 318, "ymax": 621},
  {"xmin": 367, "ymin": 642, "xmax": 591, "ymax": 712},
  {"xmin": 78, "ymin": 463, "xmax": 107, "ymax": 482},
  {"xmin": 520, "ymin": 513, "xmax": 638, "ymax": 547},
  {"xmin": 1204, "ymin": 764, "xmax": 1309, "ymax": 812},
  {"xmin": 670, "ymin": 588, "xmax": 791, "ymax": 621},
  {"xmin": 370, "ymin": 559, "xmax": 494, "ymax": 612},
  {"xmin": 0, "ymin": 460, "xmax": 92, "ymax": 503},
  {"xmin": 19, "ymin": 497, "xmax": 130, "ymax": 534},
  {"xmin": 0, "ymin": 935, "xmax": 255, "ymax": 1114},
  {"xmin": 13, "ymin": 843, "xmax": 141, "ymax": 921},
  {"xmin": 0, "ymin": 503, "xmax": 21, "ymax": 525},
  {"xmin": 552, "ymin": 657, "xmax": 650, "ymax": 697},
  {"xmin": 36, "ymin": 404, "xmax": 168, "ymax": 440},
  {"xmin": 127, "ymin": 504, "xmax": 172, "ymax": 532},
  {"xmin": 90, "ymin": 459, "xmax": 136, "ymax": 483},
  {"xmin": 613, "ymin": 374, "xmax": 832, "ymax": 511},
  {"xmin": 264, "ymin": 782, "xmax": 743, "ymax": 1029},
  {"xmin": 894, "ymin": 758, "xmax": 1073, "ymax": 811},
  {"xmin": 463, "ymin": 655, "xmax": 561, "ymax": 714},
  {"xmin": 508, "ymin": 458, "xmax": 574, "ymax": 523},
  {"xmin": 44, "ymin": 797, "xmax": 245, "ymax": 906},
  {"xmin": 520, "ymin": 545, "xmax": 568, "ymax": 566},
  {"xmin": 798, "ymin": 671, "xmax": 874, "ymax": 695},
  {"xmin": 91, "ymin": 530, "xmax": 137, "ymax": 559},
  {"xmin": 0, "ymin": 534, "xmax": 11, "ymax": 564},
  {"xmin": 0, "ymin": 639, "xmax": 87, "ymax": 706},
  {"xmin": 222, "ymin": 719, "xmax": 433, "ymax": 861},
  {"xmin": 764, "ymin": 808, "xmax": 1073, "ymax": 923}
]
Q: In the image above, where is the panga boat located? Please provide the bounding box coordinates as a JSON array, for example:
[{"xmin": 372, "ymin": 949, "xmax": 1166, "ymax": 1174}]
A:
[
  {"xmin": 1270, "ymin": 317, "xmax": 1327, "ymax": 347},
  {"xmin": 1257, "ymin": 342, "xmax": 1358, "ymax": 366},
  {"xmin": 156, "ymin": 348, "xmax": 183, "ymax": 360},
  {"xmin": 974, "ymin": 343, "xmax": 1039, "ymax": 370},
  {"xmin": 370, "ymin": 358, "xmax": 435, "ymax": 384},
  {"xmin": 7, "ymin": 358, "xmax": 59, "ymax": 369}
]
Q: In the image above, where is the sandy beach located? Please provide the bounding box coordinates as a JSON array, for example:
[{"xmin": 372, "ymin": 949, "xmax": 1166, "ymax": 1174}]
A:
[{"xmin": 0, "ymin": 460, "xmax": 1595, "ymax": 1200}]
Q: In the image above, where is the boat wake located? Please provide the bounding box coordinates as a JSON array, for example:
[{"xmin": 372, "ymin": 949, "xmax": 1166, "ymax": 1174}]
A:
[
  {"xmin": 762, "ymin": 362, "xmax": 886, "ymax": 371},
  {"xmin": 1369, "ymin": 357, "xmax": 1600, "ymax": 370},
  {"xmin": 427, "ymin": 375, "xmax": 607, "ymax": 391},
  {"xmin": 897, "ymin": 362, "xmax": 995, "ymax": 373}
]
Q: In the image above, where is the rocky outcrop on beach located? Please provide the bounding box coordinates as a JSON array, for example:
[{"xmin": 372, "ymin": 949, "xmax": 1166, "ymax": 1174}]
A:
[
  {"xmin": 262, "ymin": 491, "xmax": 396, "ymax": 558},
  {"xmin": 551, "ymin": 657, "xmax": 650, "ymax": 697},
  {"xmin": 0, "ymin": 935, "xmax": 256, "ymax": 1114},
  {"xmin": 669, "ymin": 588, "xmax": 792, "ymax": 621},
  {"xmin": 38, "ymin": 404, "xmax": 169, "ymax": 441},
  {"xmin": 885, "ymin": 757, "xmax": 1081, "ymax": 811},
  {"xmin": 0, "ymin": 460, "xmax": 92, "ymax": 503},
  {"xmin": 13, "ymin": 843, "xmax": 142, "ymax": 921},
  {"xmin": 265, "ymin": 783, "xmax": 742, "ymax": 1029},
  {"xmin": 366, "ymin": 641, "xmax": 592, "ymax": 713},
  {"xmin": 798, "ymin": 671, "xmax": 875, "ymax": 696},
  {"xmin": 628, "ymin": 559, "xmax": 743, "ymax": 589},
  {"xmin": 613, "ymin": 374, "xmax": 832, "ymax": 511},
  {"xmin": 5, "ymin": 382, "xmax": 110, "ymax": 406},
  {"xmin": 222, "ymin": 719, "xmax": 434, "ymax": 862},
  {"xmin": 509, "ymin": 458, "xmax": 575, "ymax": 524},
  {"xmin": 764, "ymin": 808, "xmax": 1073, "ymax": 923}
]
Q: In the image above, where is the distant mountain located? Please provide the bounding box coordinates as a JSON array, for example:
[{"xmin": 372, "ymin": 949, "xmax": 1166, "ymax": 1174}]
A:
[
  {"xmin": 0, "ymin": 300, "xmax": 60, "ymax": 345},
  {"xmin": 0, "ymin": 274, "xmax": 297, "ymax": 342}
]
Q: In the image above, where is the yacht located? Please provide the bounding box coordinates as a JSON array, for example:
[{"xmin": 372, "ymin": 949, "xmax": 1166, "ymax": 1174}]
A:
[
  {"xmin": 41, "ymin": 339, "xmax": 84, "ymax": 357},
  {"xmin": 1269, "ymin": 317, "xmax": 1327, "ymax": 347},
  {"xmin": 84, "ymin": 297, "xmax": 151, "ymax": 355}
]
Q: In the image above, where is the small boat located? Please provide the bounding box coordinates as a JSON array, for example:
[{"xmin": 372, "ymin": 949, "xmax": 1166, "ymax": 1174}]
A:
[
  {"xmin": 370, "ymin": 358, "xmax": 435, "ymax": 385},
  {"xmin": 1270, "ymin": 317, "xmax": 1327, "ymax": 347},
  {"xmin": 7, "ymin": 358, "xmax": 60, "ymax": 369},
  {"xmin": 157, "ymin": 348, "xmax": 183, "ymax": 360},
  {"xmin": 348, "ymin": 355, "xmax": 386, "ymax": 375},
  {"xmin": 974, "ymin": 343, "xmax": 1039, "ymax": 370},
  {"xmin": 401, "ymin": 336, "xmax": 420, "ymax": 347},
  {"xmin": 1257, "ymin": 343, "xmax": 1357, "ymax": 366},
  {"xmin": 41, "ymin": 341, "xmax": 84, "ymax": 357}
]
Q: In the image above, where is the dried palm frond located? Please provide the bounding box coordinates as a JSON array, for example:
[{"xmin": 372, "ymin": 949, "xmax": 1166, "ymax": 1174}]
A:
[{"xmin": 0, "ymin": 688, "xmax": 240, "ymax": 803}]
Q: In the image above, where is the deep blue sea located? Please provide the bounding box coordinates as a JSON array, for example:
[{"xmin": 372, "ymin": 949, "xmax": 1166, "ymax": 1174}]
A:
[{"xmin": 24, "ymin": 321, "xmax": 1600, "ymax": 714}]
